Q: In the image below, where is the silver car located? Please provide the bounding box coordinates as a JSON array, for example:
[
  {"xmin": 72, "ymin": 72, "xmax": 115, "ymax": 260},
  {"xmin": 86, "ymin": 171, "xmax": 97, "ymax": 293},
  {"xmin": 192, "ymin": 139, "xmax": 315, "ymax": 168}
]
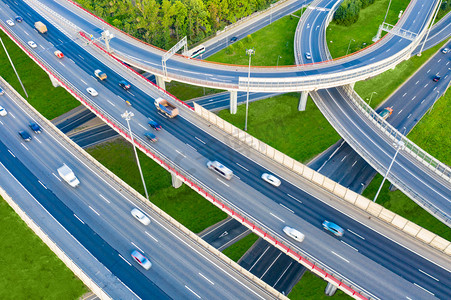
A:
[
  {"xmin": 131, "ymin": 208, "xmax": 151, "ymax": 225},
  {"xmin": 261, "ymin": 173, "xmax": 281, "ymax": 187},
  {"xmin": 283, "ymin": 226, "xmax": 305, "ymax": 242}
]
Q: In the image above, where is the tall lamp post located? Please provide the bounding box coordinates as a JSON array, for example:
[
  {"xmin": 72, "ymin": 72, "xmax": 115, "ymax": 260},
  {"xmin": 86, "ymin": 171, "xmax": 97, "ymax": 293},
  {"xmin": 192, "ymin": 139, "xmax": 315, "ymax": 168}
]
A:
[
  {"xmin": 277, "ymin": 55, "xmax": 282, "ymax": 67},
  {"xmin": 121, "ymin": 111, "xmax": 149, "ymax": 200},
  {"xmin": 368, "ymin": 91, "xmax": 377, "ymax": 106},
  {"xmin": 0, "ymin": 37, "xmax": 28, "ymax": 97},
  {"xmin": 346, "ymin": 39, "xmax": 355, "ymax": 56},
  {"xmin": 383, "ymin": 0, "xmax": 393, "ymax": 24},
  {"xmin": 373, "ymin": 140, "xmax": 405, "ymax": 202},
  {"xmin": 244, "ymin": 48, "xmax": 255, "ymax": 132}
]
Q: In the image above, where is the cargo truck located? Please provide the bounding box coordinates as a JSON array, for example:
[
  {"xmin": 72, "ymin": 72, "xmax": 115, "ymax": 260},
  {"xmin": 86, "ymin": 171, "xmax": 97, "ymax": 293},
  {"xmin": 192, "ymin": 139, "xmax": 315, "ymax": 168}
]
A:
[
  {"xmin": 94, "ymin": 69, "xmax": 107, "ymax": 80},
  {"xmin": 154, "ymin": 97, "xmax": 179, "ymax": 118},
  {"xmin": 57, "ymin": 164, "xmax": 80, "ymax": 187},
  {"xmin": 34, "ymin": 21, "xmax": 47, "ymax": 33}
]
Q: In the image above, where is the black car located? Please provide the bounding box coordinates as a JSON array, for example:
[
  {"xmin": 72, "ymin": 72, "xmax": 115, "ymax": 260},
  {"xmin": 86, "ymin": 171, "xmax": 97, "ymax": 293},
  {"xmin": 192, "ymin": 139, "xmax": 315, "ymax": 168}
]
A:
[
  {"xmin": 148, "ymin": 120, "xmax": 162, "ymax": 131},
  {"xmin": 433, "ymin": 75, "xmax": 441, "ymax": 82},
  {"xmin": 29, "ymin": 122, "xmax": 42, "ymax": 133},
  {"xmin": 19, "ymin": 130, "xmax": 32, "ymax": 141},
  {"xmin": 119, "ymin": 80, "xmax": 131, "ymax": 90},
  {"xmin": 230, "ymin": 36, "xmax": 238, "ymax": 43},
  {"xmin": 15, "ymin": 16, "xmax": 23, "ymax": 23}
]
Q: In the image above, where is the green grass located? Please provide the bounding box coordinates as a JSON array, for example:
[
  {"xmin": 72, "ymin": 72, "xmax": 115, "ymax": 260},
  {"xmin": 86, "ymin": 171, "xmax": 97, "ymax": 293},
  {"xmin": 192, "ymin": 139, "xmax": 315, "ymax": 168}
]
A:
[
  {"xmin": 166, "ymin": 81, "xmax": 221, "ymax": 101},
  {"xmin": 0, "ymin": 197, "xmax": 87, "ymax": 299},
  {"xmin": 326, "ymin": 0, "xmax": 411, "ymax": 58},
  {"xmin": 0, "ymin": 31, "xmax": 79, "ymax": 119},
  {"xmin": 206, "ymin": 14, "xmax": 299, "ymax": 66},
  {"xmin": 222, "ymin": 233, "xmax": 259, "ymax": 262},
  {"xmin": 86, "ymin": 139, "xmax": 227, "ymax": 233},
  {"xmin": 288, "ymin": 271, "xmax": 351, "ymax": 299},
  {"xmin": 218, "ymin": 93, "xmax": 340, "ymax": 163}
]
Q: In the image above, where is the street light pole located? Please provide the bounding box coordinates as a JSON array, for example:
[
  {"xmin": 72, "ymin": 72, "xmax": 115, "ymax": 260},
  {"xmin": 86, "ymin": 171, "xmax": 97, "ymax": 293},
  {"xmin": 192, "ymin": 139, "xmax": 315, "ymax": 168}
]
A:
[
  {"xmin": 373, "ymin": 141, "xmax": 405, "ymax": 202},
  {"xmin": 0, "ymin": 37, "xmax": 28, "ymax": 98},
  {"xmin": 369, "ymin": 91, "xmax": 377, "ymax": 106},
  {"xmin": 244, "ymin": 48, "xmax": 255, "ymax": 132},
  {"xmin": 121, "ymin": 111, "xmax": 149, "ymax": 200},
  {"xmin": 346, "ymin": 39, "xmax": 355, "ymax": 56},
  {"xmin": 418, "ymin": 0, "xmax": 442, "ymax": 56},
  {"xmin": 277, "ymin": 55, "xmax": 282, "ymax": 67},
  {"xmin": 383, "ymin": 0, "xmax": 393, "ymax": 24}
]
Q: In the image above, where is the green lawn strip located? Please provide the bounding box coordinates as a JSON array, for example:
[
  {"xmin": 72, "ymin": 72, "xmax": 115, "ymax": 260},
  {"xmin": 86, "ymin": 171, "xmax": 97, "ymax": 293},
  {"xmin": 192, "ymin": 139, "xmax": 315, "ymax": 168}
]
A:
[
  {"xmin": 288, "ymin": 271, "xmax": 351, "ymax": 299},
  {"xmin": 166, "ymin": 80, "xmax": 222, "ymax": 101},
  {"xmin": 354, "ymin": 41, "xmax": 447, "ymax": 109},
  {"xmin": 362, "ymin": 174, "xmax": 451, "ymax": 240},
  {"xmin": 86, "ymin": 139, "xmax": 227, "ymax": 233},
  {"xmin": 218, "ymin": 93, "xmax": 341, "ymax": 163},
  {"xmin": 0, "ymin": 197, "xmax": 88, "ymax": 299},
  {"xmin": 0, "ymin": 31, "xmax": 79, "ymax": 119},
  {"xmin": 326, "ymin": 0, "xmax": 411, "ymax": 58},
  {"xmin": 222, "ymin": 233, "xmax": 259, "ymax": 262}
]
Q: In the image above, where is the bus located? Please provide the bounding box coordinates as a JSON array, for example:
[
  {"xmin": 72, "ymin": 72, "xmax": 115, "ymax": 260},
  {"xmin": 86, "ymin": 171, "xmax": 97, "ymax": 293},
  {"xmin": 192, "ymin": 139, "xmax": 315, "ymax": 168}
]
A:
[{"xmin": 187, "ymin": 45, "xmax": 206, "ymax": 59}]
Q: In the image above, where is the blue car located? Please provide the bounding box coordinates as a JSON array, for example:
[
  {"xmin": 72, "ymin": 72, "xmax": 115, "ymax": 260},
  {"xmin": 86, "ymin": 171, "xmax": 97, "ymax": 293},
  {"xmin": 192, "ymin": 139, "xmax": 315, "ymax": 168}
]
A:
[
  {"xmin": 144, "ymin": 132, "xmax": 157, "ymax": 142},
  {"xmin": 119, "ymin": 80, "xmax": 131, "ymax": 90},
  {"xmin": 322, "ymin": 220, "xmax": 344, "ymax": 237},
  {"xmin": 148, "ymin": 120, "xmax": 162, "ymax": 131},
  {"xmin": 18, "ymin": 130, "xmax": 32, "ymax": 141},
  {"xmin": 29, "ymin": 122, "xmax": 42, "ymax": 133},
  {"xmin": 15, "ymin": 16, "xmax": 23, "ymax": 23}
]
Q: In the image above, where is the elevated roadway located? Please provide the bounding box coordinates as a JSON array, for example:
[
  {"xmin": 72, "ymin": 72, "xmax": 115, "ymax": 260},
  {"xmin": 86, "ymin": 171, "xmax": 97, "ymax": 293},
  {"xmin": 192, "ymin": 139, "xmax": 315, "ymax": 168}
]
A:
[{"xmin": 2, "ymin": 1, "xmax": 450, "ymax": 299}]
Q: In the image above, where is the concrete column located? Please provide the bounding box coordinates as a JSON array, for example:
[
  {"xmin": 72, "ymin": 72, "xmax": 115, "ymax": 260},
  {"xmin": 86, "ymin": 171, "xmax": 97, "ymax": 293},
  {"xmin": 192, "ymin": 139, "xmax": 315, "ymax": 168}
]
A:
[
  {"xmin": 325, "ymin": 283, "xmax": 338, "ymax": 296},
  {"xmin": 229, "ymin": 90, "xmax": 237, "ymax": 114},
  {"xmin": 49, "ymin": 74, "xmax": 60, "ymax": 88},
  {"xmin": 171, "ymin": 173, "xmax": 183, "ymax": 188},
  {"xmin": 298, "ymin": 91, "xmax": 308, "ymax": 111},
  {"xmin": 349, "ymin": 82, "xmax": 355, "ymax": 90},
  {"xmin": 155, "ymin": 75, "xmax": 166, "ymax": 90}
]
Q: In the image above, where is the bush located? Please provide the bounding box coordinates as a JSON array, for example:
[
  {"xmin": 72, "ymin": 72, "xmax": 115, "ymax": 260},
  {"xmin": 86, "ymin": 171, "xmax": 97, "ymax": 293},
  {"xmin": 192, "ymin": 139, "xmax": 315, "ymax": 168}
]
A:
[{"xmin": 334, "ymin": 0, "xmax": 362, "ymax": 26}]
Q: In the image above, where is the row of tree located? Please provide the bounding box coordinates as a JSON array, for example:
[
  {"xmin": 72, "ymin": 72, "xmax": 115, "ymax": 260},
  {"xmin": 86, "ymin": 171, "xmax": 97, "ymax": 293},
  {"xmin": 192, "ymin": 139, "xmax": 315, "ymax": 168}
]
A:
[
  {"xmin": 76, "ymin": 0, "xmax": 275, "ymax": 49},
  {"xmin": 333, "ymin": 0, "xmax": 375, "ymax": 26}
]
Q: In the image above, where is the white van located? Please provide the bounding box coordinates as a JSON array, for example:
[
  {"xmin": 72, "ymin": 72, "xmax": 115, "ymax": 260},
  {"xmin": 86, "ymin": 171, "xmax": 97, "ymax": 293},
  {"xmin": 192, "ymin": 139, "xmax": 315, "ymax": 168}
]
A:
[{"xmin": 207, "ymin": 161, "xmax": 233, "ymax": 180}]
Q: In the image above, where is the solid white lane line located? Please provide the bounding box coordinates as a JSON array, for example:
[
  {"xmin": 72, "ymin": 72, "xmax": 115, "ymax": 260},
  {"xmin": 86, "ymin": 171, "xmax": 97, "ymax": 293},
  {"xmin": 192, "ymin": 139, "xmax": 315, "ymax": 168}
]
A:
[
  {"xmin": 269, "ymin": 212, "xmax": 285, "ymax": 223},
  {"xmin": 217, "ymin": 178, "xmax": 229, "ymax": 187},
  {"xmin": 273, "ymin": 262, "xmax": 292, "ymax": 287},
  {"xmin": 99, "ymin": 194, "xmax": 110, "ymax": 204},
  {"xmin": 38, "ymin": 180, "xmax": 47, "ymax": 189},
  {"xmin": 145, "ymin": 231, "xmax": 158, "ymax": 242},
  {"xmin": 118, "ymin": 254, "xmax": 132, "ymax": 266},
  {"xmin": 195, "ymin": 136, "xmax": 206, "ymax": 144},
  {"xmin": 89, "ymin": 205, "xmax": 100, "ymax": 216},
  {"xmin": 236, "ymin": 162, "xmax": 249, "ymax": 171},
  {"xmin": 279, "ymin": 203, "xmax": 294, "ymax": 213},
  {"xmin": 347, "ymin": 229, "xmax": 365, "ymax": 240},
  {"xmin": 74, "ymin": 214, "xmax": 84, "ymax": 224},
  {"xmin": 286, "ymin": 193, "xmax": 302, "ymax": 203},
  {"xmin": 341, "ymin": 241, "xmax": 358, "ymax": 252},
  {"xmin": 261, "ymin": 252, "xmax": 282, "ymax": 278},
  {"xmin": 331, "ymin": 251, "xmax": 349, "ymax": 263},
  {"xmin": 250, "ymin": 246, "xmax": 270, "ymax": 271},
  {"xmin": 185, "ymin": 286, "xmax": 201, "ymax": 298},
  {"xmin": 131, "ymin": 242, "xmax": 144, "ymax": 253},
  {"xmin": 418, "ymin": 269, "xmax": 439, "ymax": 281},
  {"xmin": 175, "ymin": 149, "xmax": 186, "ymax": 158},
  {"xmin": 199, "ymin": 273, "xmax": 214, "ymax": 285},
  {"xmin": 413, "ymin": 283, "xmax": 434, "ymax": 296}
]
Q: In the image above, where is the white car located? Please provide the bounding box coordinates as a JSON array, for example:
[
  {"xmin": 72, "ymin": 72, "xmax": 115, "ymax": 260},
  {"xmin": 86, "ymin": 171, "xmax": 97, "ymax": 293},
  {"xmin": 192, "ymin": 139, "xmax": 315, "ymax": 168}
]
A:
[
  {"xmin": 6, "ymin": 19, "xmax": 14, "ymax": 26},
  {"xmin": 131, "ymin": 250, "xmax": 152, "ymax": 270},
  {"xmin": 283, "ymin": 226, "xmax": 305, "ymax": 242},
  {"xmin": 0, "ymin": 106, "xmax": 7, "ymax": 116},
  {"xmin": 305, "ymin": 52, "xmax": 312, "ymax": 60},
  {"xmin": 442, "ymin": 47, "xmax": 449, "ymax": 54},
  {"xmin": 86, "ymin": 87, "xmax": 98, "ymax": 96},
  {"xmin": 131, "ymin": 208, "xmax": 151, "ymax": 225},
  {"xmin": 27, "ymin": 41, "xmax": 37, "ymax": 48},
  {"xmin": 261, "ymin": 173, "xmax": 281, "ymax": 187}
]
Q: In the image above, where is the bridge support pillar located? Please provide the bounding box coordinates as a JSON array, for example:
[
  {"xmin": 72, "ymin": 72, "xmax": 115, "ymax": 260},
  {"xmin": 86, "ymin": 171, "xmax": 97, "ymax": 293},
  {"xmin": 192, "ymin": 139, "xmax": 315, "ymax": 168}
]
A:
[
  {"xmin": 389, "ymin": 184, "xmax": 398, "ymax": 192},
  {"xmin": 171, "ymin": 173, "xmax": 183, "ymax": 189},
  {"xmin": 49, "ymin": 74, "xmax": 60, "ymax": 88},
  {"xmin": 298, "ymin": 91, "xmax": 309, "ymax": 111},
  {"xmin": 349, "ymin": 82, "xmax": 355, "ymax": 90},
  {"xmin": 324, "ymin": 283, "xmax": 338, "ymax": 296},
  {"xmin": 155, "ymin": 75, "xmax": 166, "ymax": 90},
  {"xmin": 230, "ymin": 90, "xmax": 237, "ymax": 114}
]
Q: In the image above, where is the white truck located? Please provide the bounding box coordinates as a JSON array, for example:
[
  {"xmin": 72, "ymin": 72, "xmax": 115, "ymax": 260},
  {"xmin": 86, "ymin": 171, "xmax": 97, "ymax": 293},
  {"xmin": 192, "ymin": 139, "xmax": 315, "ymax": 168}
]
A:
[{"xmin": 57, "ymin": 164, "xmax": 80, "ymax": 187}]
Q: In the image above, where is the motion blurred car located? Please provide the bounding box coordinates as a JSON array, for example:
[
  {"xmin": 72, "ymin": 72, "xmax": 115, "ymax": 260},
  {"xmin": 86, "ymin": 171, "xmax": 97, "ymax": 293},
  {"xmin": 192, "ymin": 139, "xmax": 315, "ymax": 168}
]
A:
[
  {"xmin": 15, "ymin": 16, "xmax": 23, "ymax": 23},
  {"xmin": 18, "ymin": 130, "xmax": 32, "ymax": 141},
  {"xmin": 261, "ymin": 173, "xmax": 281, "ymax": 187},
  {"xmin": 131, "ymin": 250, "xmax": 152, "ymax": 270},
  {"xmin": 0, "ymin": 106, "xmax": 7, "ymax": 116},
  {"xmin": 230, "ymin": 36, "xmax": 238, "ymax": 43},
  {"xmin": 131, "ymin": 208, "xmax": 151, "ymax": 225},
  {"xmin": 305, "ymin": 52, "xmax": 312, "ymax": 60},
  {"xmin": 54, "ymin": 50, "xmax": 64, "ymax": 58},
  {"xmin": 442, "ymin": 47, "xmax": 449, "ymax": 54},
  {"xmin": 148, "ymin": 120, "xmax": 162, "ymax": 131},
  {"xmin": 29, "ymin": 122, "xmax": 42, "ymax": 133},
  {"xmin": 86, "ymin": 87, "xmax": 98, "ymax": 96},
  {"xmin": 283, "ymin": 226, "xmax": 305, "ymax": 242},
  {"xmin": 433, "ymin": 75, "xmax": 441, "ymax": 82},
  {"xmin": 322, "ymin": 220, "xmax": 344, "ymax": 237},
  {"xmin": 6, "ymin": 19, "xmax": 14, "ymax": 26},
  {"xmin": 119, "ymin": 80, "xmax": 131, "ymax": 90},
  {"xmin": 0, "ymin": 87, "xmax": 4, "ymax": 95},
  {"xmin": 27, "ymin": 41, "xmax": 37, "ymax": 48},
  {"xmin": 144, "ymin": 132, "xmax": 158, "ymax": 142},
  {"xmin": 379, "ymin": 107, "xmax": 393, "ymax": 120}
]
